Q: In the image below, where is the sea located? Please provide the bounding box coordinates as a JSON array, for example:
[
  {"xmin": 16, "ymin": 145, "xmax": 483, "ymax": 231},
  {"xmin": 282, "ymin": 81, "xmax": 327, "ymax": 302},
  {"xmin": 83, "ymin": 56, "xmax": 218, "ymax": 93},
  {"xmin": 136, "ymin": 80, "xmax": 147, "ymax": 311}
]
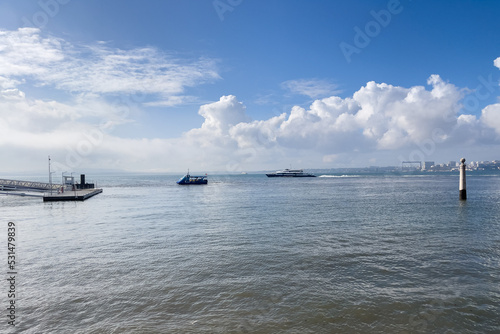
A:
[{"xmin": 1, "ymin": 172, "xmax": 499, "ymax": 333}]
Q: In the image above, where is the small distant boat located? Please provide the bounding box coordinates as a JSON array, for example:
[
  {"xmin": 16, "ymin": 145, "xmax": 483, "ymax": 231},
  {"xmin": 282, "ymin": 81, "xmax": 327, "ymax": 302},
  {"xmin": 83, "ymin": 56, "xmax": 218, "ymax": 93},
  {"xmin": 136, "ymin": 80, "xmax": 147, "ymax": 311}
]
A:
[
  {"xmin": 177, "ymin": 171, "xmax": 208, "ymax": 185},
  {"xmin": 266, "ymin": 169, "xmax": 316, "ymax": 177}
]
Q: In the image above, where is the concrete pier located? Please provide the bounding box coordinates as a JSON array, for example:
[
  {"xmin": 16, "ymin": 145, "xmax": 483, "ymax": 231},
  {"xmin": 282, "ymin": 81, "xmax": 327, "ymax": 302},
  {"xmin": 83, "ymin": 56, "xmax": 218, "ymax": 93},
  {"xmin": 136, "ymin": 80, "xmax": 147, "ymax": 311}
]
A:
[
  {"xmin": 43, "ymin": 188, "xmax": 103, "ymax": 202},
  {"xmin": 459, "ymin": 158, "xmax": 466, "ymax": 200}
]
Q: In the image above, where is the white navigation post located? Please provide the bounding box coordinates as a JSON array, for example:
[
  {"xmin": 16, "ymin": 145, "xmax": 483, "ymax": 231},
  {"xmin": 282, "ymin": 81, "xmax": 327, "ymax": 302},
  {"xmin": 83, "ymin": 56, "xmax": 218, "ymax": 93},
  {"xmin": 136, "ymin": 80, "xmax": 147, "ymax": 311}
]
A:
[{"xmin": 459, "ymin": 158, "xmax": 467, "ymax": 200}]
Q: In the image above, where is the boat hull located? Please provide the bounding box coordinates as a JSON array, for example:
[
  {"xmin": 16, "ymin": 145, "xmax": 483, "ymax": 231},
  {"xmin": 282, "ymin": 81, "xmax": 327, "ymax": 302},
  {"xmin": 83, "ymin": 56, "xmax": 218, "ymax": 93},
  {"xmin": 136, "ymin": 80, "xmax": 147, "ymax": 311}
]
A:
[
  {"xmin": 177, "ymin": 180, "xmax": 208, "ymax": 185},
  {"xmin": 266, "ymin": 173, "xmax": 316, "ymax": 177},
  {"xmin": 177, "ymin": 174, "xmax": 208, "ymax": 185}
]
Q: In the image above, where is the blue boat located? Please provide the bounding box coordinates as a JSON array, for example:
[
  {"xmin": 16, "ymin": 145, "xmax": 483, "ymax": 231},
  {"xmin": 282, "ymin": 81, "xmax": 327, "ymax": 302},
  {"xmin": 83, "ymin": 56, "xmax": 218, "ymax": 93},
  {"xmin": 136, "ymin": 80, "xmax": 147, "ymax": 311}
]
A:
[{"xmin": 176, "ymin": 171, "xmax": 208, "ymax": 185}]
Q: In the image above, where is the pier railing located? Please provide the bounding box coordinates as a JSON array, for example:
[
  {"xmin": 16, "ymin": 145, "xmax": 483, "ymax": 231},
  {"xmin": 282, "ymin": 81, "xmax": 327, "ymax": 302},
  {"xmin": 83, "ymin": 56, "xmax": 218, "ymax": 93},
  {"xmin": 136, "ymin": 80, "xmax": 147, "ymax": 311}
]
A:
[{"xmin": 0, "ymin": 178, "xmax": 62, "ymax": 191}]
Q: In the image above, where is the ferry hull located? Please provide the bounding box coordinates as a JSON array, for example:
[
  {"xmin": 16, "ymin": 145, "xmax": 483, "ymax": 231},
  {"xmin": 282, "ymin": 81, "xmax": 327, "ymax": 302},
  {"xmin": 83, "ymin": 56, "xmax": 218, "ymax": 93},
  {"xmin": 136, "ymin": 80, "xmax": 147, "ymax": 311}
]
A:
[{"xmin": 266, "ymin": 173, "xmax": 316, "ymax": 177}]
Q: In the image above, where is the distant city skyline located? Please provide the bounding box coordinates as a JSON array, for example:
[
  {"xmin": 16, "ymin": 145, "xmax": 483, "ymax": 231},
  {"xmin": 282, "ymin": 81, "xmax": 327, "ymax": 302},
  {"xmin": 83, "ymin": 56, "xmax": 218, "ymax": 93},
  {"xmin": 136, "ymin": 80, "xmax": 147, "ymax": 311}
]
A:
[
  {"xmin": 402, "ymin": 159, "xmax": 500, "ymax": 172},
  {"xmin": 0, "ymin": 1, "xmax": 500, "ymax": 173}
]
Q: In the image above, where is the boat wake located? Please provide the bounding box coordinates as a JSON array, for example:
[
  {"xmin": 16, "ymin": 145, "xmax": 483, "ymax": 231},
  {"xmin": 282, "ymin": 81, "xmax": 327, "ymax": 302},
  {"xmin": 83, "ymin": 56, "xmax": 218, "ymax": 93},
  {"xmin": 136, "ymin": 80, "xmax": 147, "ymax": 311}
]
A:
[{"xmin": 318, "ymin": 175, "xmax": 360, "ymax": 178}]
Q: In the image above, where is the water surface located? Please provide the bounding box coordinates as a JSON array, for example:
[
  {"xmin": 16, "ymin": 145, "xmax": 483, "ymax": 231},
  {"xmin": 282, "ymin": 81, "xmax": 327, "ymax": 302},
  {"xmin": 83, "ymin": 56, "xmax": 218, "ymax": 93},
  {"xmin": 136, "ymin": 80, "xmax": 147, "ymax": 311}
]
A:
[{"xmin": 2, "ymin": 173, "xmax": 499, "ymax": 333}]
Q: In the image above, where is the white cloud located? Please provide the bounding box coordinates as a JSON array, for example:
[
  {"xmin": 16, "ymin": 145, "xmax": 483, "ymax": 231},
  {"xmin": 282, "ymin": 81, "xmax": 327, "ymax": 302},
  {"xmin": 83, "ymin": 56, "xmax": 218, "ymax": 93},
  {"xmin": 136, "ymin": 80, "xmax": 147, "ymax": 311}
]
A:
[
  {"xmin": 167, "ymin": 75, "xmax": 495, "ymax": 171},
  {"xmin": 271, "ymin": 75, "xmax": 465, "ymax": 153},
  {"xmin": 0, "ymin": 28, "xmax": 64, "ymax": 77},
  {"xmin": 143, "ymin": 95, "xmax": 199, "ymax": 107},
  {"xmin": 481, "ymin": 103, "xmax": 500, "ymax": 135},
  {"xmin": 0, "ymin": 28, "xmax": 219, "ymax": 105},
  {"xmin": 197, "ymin": 95, "xmax": 250, "ymax": 133},
  {"xmin": 477, "ymin": 57, "xmax": 500, "ymax": 136},
  {"xmin": 281, "ymin": 78, "xmax": 341, "ymax": 98},
  {"xmin": 0, "ymin": 89, "xmax": 77, "ymax": 133},
  {"xmin": 4, "ymin": 74, "xmax": 500, "ymax": 173}
]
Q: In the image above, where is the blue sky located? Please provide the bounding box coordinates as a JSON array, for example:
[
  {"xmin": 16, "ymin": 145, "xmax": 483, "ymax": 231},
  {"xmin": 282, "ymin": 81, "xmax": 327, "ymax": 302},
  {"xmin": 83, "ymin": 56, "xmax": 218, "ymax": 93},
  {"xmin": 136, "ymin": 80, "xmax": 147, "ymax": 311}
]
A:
[{"xmin": 0, "ymin": 0, "xmax": 500, "ymax": 173}]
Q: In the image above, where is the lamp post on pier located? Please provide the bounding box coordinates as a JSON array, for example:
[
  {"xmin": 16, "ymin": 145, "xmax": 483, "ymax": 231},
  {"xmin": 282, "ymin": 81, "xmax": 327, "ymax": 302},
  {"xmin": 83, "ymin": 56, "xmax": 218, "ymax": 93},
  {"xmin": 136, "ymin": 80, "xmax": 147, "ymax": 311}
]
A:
[{"xmin": 48, "ymin": 156, "xmax": 55, "ymax": 195}]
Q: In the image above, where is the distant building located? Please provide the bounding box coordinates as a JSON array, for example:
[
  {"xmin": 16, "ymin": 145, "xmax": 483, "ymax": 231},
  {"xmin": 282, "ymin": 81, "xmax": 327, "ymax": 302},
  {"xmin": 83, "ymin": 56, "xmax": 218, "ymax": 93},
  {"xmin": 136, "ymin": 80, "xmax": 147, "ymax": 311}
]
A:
[
  {"xmin": 423, "ymin": 161, "xmax": 434, "ymax": 170},
  {"xmin": 448, "ymin": 161, "xmax": 457, "ymax": 167},
  {"xmin": 476, "ymin": 160, "xmax": 500, "ymax": 170}
]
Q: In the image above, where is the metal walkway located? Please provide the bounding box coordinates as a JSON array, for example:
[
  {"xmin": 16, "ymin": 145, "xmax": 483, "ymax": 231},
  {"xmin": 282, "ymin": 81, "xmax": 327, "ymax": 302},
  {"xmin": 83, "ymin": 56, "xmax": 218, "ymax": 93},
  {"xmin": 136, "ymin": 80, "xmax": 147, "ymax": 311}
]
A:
[{"xmin": 0, "ymin": 178, "xmax": 62, "ymax": 191}]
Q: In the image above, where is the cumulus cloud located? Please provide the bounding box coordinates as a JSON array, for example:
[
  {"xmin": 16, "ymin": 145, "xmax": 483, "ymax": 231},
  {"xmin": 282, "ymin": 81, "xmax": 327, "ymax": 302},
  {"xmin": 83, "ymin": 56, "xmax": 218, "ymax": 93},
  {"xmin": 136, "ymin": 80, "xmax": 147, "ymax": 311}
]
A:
[
  {"xmin": 281, "ymin": 78, "xmax": 341, "ymax": 98},
  {"xmin": 481, "ymin": 103, "xmax": 500, "ymax": 135},
  {"xmin": 172, "ymin": 75, "xmax": 497, "ymax": 170},
  {"xmin": 4, "ymin": 73, "xmax": 500, "ymax": 173},
  {"xmin": 197, "ymin": 95, "xmax": 249, "ymax": 133},
  {"xmin": 249, "ymin": 75, "xmax": 464, "ymax": 153},
  {"xmin": 478, "ymin": 57, "xmax": 500, "ymax": 137}
]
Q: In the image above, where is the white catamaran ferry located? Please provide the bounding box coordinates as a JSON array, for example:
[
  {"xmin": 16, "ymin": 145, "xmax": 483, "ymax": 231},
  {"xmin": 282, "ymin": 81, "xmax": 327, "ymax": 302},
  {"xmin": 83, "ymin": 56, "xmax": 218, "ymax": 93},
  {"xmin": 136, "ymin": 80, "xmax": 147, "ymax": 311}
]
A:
[{"xmin": 265, "ymin": 169, "xmax": 316, "ymax": 177}]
